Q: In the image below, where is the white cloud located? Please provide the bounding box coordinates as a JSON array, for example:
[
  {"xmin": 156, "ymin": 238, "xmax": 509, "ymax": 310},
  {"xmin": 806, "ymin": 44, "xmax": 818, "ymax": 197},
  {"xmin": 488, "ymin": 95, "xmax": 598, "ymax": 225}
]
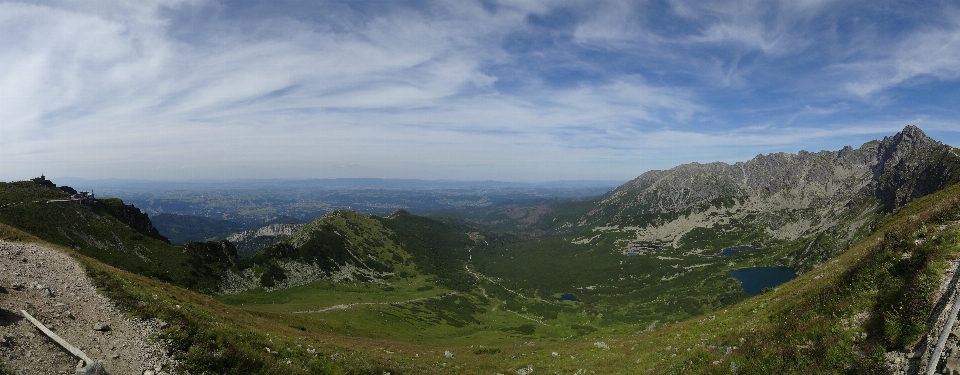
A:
[
  {"xmin": 838, "ymin": 23, "xmax": 960, "ymax": 97},
  {"xmin": 2, "ymin": 0, "xmax": 959, "ymax": 182}
]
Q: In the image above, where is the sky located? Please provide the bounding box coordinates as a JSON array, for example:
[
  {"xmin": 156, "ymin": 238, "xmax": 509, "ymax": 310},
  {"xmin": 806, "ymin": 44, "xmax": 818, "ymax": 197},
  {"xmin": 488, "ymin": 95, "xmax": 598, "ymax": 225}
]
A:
[{"xmin": 2, "ymin": 0, "xmax": 960, "ymax": 182}]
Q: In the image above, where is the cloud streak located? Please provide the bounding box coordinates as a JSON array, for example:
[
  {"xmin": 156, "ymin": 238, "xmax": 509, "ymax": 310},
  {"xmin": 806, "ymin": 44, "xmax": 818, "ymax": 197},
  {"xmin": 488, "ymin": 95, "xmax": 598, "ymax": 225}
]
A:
[{"xmin": 1, "ymin": 0, "xmax": 959, "ymax": 181}]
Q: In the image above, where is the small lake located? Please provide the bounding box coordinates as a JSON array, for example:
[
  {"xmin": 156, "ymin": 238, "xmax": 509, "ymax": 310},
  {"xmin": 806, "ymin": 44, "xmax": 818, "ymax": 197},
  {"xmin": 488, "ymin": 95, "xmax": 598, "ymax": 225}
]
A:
[
  {"xmin": 727, "ymin": 266, "xmax": 797, "ymax": 295},
  {"xmin": 717, "ymin": 245, "xmax": 754, "ymax": 257},
  {"xmin": 558, "ymin": 293, "xmax": 580, "ymax": 302}
]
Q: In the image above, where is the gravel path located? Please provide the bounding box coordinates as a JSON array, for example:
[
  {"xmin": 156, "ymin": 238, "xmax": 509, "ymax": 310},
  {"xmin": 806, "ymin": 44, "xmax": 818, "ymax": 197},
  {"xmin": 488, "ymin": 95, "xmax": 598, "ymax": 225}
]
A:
[{"xmin": 0, "ymin": 241, "xmax": 177, "ymax": 375}]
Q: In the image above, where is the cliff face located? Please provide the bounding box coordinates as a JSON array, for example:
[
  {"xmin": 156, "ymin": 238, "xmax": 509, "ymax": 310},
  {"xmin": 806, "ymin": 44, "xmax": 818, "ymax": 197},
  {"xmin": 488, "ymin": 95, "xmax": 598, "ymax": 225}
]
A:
[
  {"xmin": 96, "ymin": 198, "xmax": 171, "ymax": 244},
  {"xmin": 871, "ymin": 125, "xmax": 960, "ymax": 210}
]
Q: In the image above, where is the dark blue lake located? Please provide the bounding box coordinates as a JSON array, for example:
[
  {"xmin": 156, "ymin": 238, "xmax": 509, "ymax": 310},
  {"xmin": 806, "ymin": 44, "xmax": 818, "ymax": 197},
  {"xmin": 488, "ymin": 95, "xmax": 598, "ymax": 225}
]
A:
[
  {"xmin": 717, "ymin": 245, "xmax": 754, "ymax": 257},
  {"xmin": 727, "ymin": 266, "xmax": 797, "ymax": 295},
  {"xmin": 558, "ymin": 293, "xmax": 580, "ymax": 302}
]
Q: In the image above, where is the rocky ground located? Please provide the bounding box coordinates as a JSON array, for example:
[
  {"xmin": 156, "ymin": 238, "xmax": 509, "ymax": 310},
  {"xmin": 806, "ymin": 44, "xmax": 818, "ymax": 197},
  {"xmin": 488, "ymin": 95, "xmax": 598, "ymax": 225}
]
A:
[{"xmin": 0, "ymin": 241, "xmax": 177, "ymax": 375}]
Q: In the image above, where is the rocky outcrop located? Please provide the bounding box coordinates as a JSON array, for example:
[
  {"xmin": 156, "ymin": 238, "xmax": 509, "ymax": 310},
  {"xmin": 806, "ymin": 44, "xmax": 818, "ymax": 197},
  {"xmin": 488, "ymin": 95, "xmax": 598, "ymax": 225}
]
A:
[
  {"xmin": 606, "ymin": 126, "xmax": 959, "ymax": 216},
  {"xmin": 225, "ymin": 223, "xmax": 305, "ymax": 258},
  {"xmin": 95, "ymin": 199, "xmax": 171, "ymax": 244},
  {"xmin": 871, "ymin": 125, "xmax": 960, "ymax": 211}
]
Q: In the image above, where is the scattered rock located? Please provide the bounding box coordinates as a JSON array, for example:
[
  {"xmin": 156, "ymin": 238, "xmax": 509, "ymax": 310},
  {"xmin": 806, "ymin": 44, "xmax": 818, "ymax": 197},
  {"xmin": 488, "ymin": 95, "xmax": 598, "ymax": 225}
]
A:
[
  {"xmin": 0, "ymin": 242, "xmax": 178, "ymax": 374},
  {"xmin": 0, "ymin": 334, "xmax": 13, "ymax": 347},
  {"xmin": 75, "ymin": 361, "xmax": 110, "ymax": 375}
]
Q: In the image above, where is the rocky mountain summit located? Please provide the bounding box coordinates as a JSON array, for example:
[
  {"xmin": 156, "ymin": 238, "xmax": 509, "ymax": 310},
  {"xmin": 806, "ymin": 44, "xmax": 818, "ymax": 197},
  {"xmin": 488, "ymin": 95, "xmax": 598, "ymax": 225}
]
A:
[{"xmin": 605, "ymin": 125, "xmax": 959, "ymax": 215}]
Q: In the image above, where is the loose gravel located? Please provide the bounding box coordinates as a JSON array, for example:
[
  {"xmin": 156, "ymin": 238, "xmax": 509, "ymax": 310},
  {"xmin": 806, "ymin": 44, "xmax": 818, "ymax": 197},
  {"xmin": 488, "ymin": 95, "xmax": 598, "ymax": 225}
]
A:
[{"xmin": 0, "ymin": 241, "xmax": 177, "ymax": 375}]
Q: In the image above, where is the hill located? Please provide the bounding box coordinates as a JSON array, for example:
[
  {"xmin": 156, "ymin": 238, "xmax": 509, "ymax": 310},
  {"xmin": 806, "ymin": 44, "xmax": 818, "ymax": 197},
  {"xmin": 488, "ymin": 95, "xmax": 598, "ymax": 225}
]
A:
[
  {"xmin": 3, "ymin": 125, "xmax": 960, "ymax": 373},
  {"xmin": 3, "ymin": 177, "xmax": 959, "ymax": 374}
]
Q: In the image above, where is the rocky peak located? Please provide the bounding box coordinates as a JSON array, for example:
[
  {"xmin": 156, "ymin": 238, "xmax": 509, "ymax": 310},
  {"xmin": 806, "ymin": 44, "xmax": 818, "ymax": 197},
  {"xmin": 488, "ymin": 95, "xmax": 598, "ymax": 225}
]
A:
[
  {"xmin": 871, "ymin": 125, "xmax": 960, "ymax": 210},
  {"xmin": 874, "ymin": 125, "xmax": 940, "ymax": 176},
  {"xmin": 603, "ymin": 125, "xmax": 960, "ymax": 215}
]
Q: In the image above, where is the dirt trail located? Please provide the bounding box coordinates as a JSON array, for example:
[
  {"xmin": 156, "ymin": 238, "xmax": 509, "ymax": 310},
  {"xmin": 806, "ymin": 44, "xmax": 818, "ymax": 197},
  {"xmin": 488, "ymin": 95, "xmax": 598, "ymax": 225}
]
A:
[
  {"xmin": 291, "ymin": 293, "xmax": 454, "ymax": 314},
  {"xmin": 0, "ymin": 241, "xmax": 176, "ymax": 375}
]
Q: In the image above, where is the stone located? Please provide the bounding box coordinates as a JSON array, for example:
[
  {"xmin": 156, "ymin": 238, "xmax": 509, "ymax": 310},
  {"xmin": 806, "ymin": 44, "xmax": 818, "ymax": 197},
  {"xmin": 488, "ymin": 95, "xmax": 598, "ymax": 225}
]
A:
[
  {"xmin": 946, "ymin": 357, "xmax": 960, "ymax": 375},
  {"xmin": 75, "ymin": 361, "xmax": 110, "ymax": 375},
  {"xmin": 93, "ymin": 322, "xmax": 111, "ymax": 332},
  {"xmin": 143, "ymin": 371, "xmax": 155, "ymax": 375}
]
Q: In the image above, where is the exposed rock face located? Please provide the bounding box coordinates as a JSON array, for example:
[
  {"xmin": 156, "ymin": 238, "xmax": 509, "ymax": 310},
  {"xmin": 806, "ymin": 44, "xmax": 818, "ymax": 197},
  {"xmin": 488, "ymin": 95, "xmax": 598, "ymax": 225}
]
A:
[
  {"xmin": 871, "ymin": 125, "xmax": 960, "ymax": 211},
  {"xmin": 225, "ymin": 223, "xmax": 306, "ymax": 258},
  {"xmin": 96, "ymin": 199, "xmax": 171, "ymax": 244},
  {"xmin": 606, "ymin": 125, "xmax": 959, "ymax": 215},
  {"xmin": 227, "ymin": 223, "xmax": 306, "ymax": 242}
]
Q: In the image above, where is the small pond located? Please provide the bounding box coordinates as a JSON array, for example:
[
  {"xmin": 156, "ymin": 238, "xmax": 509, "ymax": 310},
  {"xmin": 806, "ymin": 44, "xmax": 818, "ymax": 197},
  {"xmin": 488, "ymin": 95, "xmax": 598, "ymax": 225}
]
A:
[
  {"xmin": 727, "ymin": 266, "xmax": 797, "ymax": 295},
  {"xmin": 717, "ymin": 245, "xmax": 754, "ymax": 257},
  {"xmin": 558, "ymin": 293, "xmax": 580, "ymax": 302}
]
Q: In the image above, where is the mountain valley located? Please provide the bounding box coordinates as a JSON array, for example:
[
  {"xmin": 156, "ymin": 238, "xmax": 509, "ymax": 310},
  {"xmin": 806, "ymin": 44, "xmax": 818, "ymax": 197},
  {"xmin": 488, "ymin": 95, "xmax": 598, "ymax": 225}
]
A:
[{"xmin": 3, "ymin": 126, "xmax": 960, "ymax": 374}]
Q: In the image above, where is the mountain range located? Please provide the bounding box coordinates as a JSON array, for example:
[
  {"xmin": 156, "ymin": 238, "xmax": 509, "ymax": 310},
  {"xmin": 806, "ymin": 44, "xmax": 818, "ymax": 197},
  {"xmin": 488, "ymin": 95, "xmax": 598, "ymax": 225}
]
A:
[{"xmin": 2, "ymin": 125, "xmax": 960, "ymax": 374}]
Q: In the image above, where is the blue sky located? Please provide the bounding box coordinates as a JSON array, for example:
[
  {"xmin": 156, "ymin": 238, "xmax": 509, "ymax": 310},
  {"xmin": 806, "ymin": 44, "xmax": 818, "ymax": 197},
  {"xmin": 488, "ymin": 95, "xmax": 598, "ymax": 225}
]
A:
[{"xmin": 2, "ymin": 0, "xmax": 959, "ymax": 182}]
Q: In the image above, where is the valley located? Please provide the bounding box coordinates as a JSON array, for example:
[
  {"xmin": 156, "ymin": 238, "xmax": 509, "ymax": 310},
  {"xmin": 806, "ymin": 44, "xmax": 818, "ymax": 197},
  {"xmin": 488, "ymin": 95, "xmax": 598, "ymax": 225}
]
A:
[{"xmin": 3, "ymin": 126, "xmax": 960, "ymax": 374}]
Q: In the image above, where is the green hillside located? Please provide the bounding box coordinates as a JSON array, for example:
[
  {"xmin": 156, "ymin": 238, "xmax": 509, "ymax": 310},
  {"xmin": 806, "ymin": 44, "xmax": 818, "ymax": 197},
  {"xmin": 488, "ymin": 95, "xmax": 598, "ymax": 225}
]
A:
[
  {"xmin": 0, "ymin": 182, "xmax": 215, "ymax": 288},
  {"xmin": 3, "ymin": 179, "xmax": 958, "ymax": 373},
  {"xmin": 3, "ymin": 126, "xmax": 960, "ymax": 373}
]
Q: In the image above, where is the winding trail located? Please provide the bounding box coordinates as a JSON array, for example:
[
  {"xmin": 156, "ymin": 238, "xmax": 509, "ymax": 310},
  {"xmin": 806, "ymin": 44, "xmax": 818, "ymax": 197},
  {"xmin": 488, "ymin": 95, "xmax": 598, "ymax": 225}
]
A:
[{"xmin": 291, "ymin": 293, "xmax": 455, "ymax": 314}]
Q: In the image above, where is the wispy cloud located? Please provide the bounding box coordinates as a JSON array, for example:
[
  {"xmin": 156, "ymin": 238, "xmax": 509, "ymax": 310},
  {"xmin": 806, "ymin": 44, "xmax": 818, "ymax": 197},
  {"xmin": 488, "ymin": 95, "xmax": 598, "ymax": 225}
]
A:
[{"xmin": 1, "ymin": 0, "xmax": 959, "ymax": 181}]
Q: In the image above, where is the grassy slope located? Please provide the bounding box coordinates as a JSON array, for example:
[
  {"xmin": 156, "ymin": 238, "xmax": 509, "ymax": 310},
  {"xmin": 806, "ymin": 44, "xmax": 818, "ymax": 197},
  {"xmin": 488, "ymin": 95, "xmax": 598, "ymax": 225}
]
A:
[
  {"xmin": 0, "ymin": 182, "xmax": 234, "ymax": 292},
  {"xmin": 5, "ymin": 180, "xmax": 960, "ymax": 373},
  {"xmin": 183, "ymin": 180, "xmax": 960, "ymax": 374},
  {"xmin": 97, "ymin": 185, "xmax": 960, "ymax": 373},
  {"xmin": 0, "ymin": 223, "xmax": 435, "ymax": 374},
  {"xmin": 562, "ymin": 180, "xmax": 960, "ymax": 374}
]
